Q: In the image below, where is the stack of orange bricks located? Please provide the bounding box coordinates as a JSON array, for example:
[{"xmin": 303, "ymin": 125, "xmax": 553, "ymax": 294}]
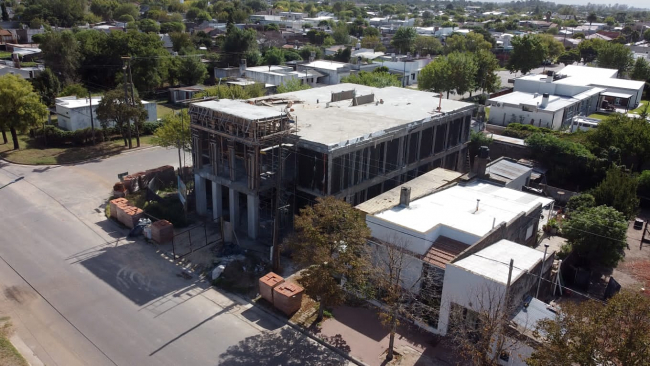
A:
[
  {"xmin": 258, "ymin": 272, "xmax": 304, "ymax": 316},
  {"xmin": 109, "ymin": 198, "xmax": 144, "ymax": 229},
  {"xmin": 151, "ymin": 220, "xmax": 174, "ymax": 244}
]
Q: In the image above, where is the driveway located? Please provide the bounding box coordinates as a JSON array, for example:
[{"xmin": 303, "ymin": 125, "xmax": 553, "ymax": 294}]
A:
[{"xmin": 0, "ymin": 147, "xmax": 346, "ymax": 366}]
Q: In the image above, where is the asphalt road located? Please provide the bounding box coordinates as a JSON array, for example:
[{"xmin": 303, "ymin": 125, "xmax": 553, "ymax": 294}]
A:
[{"xmin": 0, "ymin": 146, "xmax": 346, "ymax": 366}]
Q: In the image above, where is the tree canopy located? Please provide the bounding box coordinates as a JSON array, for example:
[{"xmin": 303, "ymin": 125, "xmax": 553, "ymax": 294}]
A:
[
  {"xmin": 590, "ymin": 166, "xmax": 639, "ymax": 219},
  {"xmin": 391, "ymin": 27, "xmax": 417, "ymax": 54},
  {"xmin": 96, "ymin": 88, "xmax": 148, "ymax": 148},
  {"xmin": 341, "ymin": 71, "xmax": 401, "ymax": 88},
  {"xmin": 276, "ymin": 78, "xmax": 311, "ymax": 94},
  {"xmin": 596, "ymin": 42, "xmax": 634, "ymax": 77},
  {"xmin": 0, "ymin": 75, "xmax": 48, "ymax": 149},
  {"xmin": 507, "ymin": 34, "xmax": 546, "ymax": 75}
]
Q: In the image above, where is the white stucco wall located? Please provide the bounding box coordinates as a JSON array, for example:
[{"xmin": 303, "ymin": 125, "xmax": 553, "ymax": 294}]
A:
[
  {"xmin": 488, "ymin": 104, "xmax": 557, "ymax": 129},
  {"xmin": 56, "ymin": 100, "xmax": 157, "ymax": 131}
]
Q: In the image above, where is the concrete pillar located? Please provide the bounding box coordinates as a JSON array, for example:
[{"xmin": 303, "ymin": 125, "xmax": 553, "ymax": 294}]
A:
[
  {"xmin": 194, "ymin": 174, "xmax": 207, "ymax": 216},
  {"xmin": 212, "ymin": 181, "xmax": 222, "ymax": 221},
  {"xmin": 229, "ymin": 188, "xmax": 240, "ymax": 230},
  {"xmin": 247, "ymin": 194, "xmax": 259, "ymax": 239}
]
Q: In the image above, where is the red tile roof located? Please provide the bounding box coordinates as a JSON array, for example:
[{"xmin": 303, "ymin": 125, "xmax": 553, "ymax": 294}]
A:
[{"xmin": 422, "ymin": 236, "xmax": 468, "ymax": 269}]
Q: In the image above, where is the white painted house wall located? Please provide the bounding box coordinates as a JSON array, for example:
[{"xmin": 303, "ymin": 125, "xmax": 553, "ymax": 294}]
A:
[
  {"xmin": 56, "ymin": 97, "xmax": 157, "ymax": 131},
  {"xmin": 488, "ymin": 104, "xmax": 559, "ymax": 129}
]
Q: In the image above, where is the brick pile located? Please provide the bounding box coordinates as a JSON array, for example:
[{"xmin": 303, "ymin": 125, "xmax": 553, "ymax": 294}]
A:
[
  {"xmin": 259, "ymin": 272, "xmax": 284, "ymax": 304},
  {"xmin": 151, "ymin": 219, "xmax": 174, "ymax": 244},
  {"xmin": 117, "ymin": 205, "xmax": 144, "ymax": 229},
  {"xmin": 273, "ymin": 282, "xmax": 304, "ymax": 316},
  {"xmin": 109, "ymin": 198, "xmax": 129, "ymax": 220}
]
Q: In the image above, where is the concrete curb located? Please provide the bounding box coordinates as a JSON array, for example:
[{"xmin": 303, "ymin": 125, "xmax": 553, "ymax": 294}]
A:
[
  {"xmin": 10, "ymin": 334, "xmax": 45, "ymax": 366},
  {"xmin": 0, "ymin": 145, "xmax": 160, "ymax": 168},
  {"xmin": 239, "ymin": 296, "xmax": 368, "ymax": 366}
]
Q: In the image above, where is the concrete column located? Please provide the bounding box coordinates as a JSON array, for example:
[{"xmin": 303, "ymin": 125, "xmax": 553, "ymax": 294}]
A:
[
  {"xmin": 194, "ymin": 174, "xmax": 207, "ymax": 216},
  {"xmin": 212, "ymin": 181, "xmax": 222, "ymax": 221},
  {"xmin": 247, "ymin": 194, "xmax": 259, "ymax": 239},
  {"xmin": 229, "ymin": 188, "xmax": 240, "ymax": 230},
  {"xmin": 444, "ymin": 121, "xmax": 451, "ymax": 150}
]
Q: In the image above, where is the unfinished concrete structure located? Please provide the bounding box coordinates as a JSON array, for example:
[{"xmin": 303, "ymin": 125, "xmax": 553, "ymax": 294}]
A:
[{"xmin": 191, "ymin": 84, "xmax": 476, "ymax": 241}]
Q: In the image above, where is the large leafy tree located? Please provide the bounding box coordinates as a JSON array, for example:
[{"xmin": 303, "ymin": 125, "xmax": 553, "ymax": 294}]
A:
[
  {"xmin": 561, "ymin": 205, "xmax": 627, "ymax": 267},
  {"xmin": 96, "ymin": 88, "xmax": 148, "ymax": 148},
  {"xmin": 286, "ymin": 196, "xmax": 371, "ymax": 321},
  {"xmin": 176, "ymin": 56, "xmax": 208, "ymax": 86},
  {"xmin": 473, "ymin": 49, "xmax": 501, "ymax": 94},
  {"xmin": 507, "ymin": 34, "xmax": 546, "ymax": 75},
  {"xmin": 276, "ymin": 78, "xmax": 311, "ymax": 93},
  {"xmin": 578, "ymin": 38, "xmax": 606, "ymax": 64},
  {"xmin": 391, "ymin": 27, "xmax": 417, "ymax": 54},
  {"xmin": 138, "ymin": 18, "xmax": 160, "ymax": 33},
  {"xmin": 413, "ymin": 35, "xmax": 442, "ymax": 56},
  {"xmin": 630, "ymin": 57, "xmax": 650, "ymax": 82},
  {"xmin": 588, "ymin": 114, "xmax": 650, "ymax": 171},
  {"xmin": 221, "ymin": 24, "xmax": 258, "ymax": 67},
  {"xmin": 529, "ymin": 291, "xmax": 650, "ymax": 366},
  {"xmin": 418, "ymin": 55, "xmax": 452, "ymax": 97},
  {"xmin": 32, "ymin": 68, "xmax": 62, "ymax": 107},
  {"xmin": 18, "ymin": 0, "xmax": 86, "ymax": 27},
  {"xmin": 0, "ymin": 75, "xmax": 48, "ymax": 150},
  {"xmin": 170, "ymin": 32, "xmax": 193, "ymax": 53},
  {"xmin": 37, "ymin": 30, "xmax": 81, "ymax": 84},
  {"xmin": 263, "ymin": 47, "xmax": 285, "ymax": 65},
  {"xmin": 537, "ymin": 34, "xmax": 564, "ymax": 61},
  {"xmin": 586, "ymin": 12, "xmax": 598, "ymax": 26},
  {"xmin": 447, "ymin": 51, "xmax": 478, "ymax": 97},
  {"xmin": 591, "ymin": 166, "xmax": 639, "ymax": 219},
  {"xmin": 596, "ymin": 42, "xmax": 634, "ymax": 77},
  {"xmin": 1, "ymin": 2, "xmax": 9, "ymax": 21}
]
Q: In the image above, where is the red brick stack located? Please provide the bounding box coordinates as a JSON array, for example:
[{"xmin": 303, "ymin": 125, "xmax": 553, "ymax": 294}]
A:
[
  {"xmin": 117, "ymin": 205, "xmax": 144, "ymax": 228},
  {"xmin": 151, "ymin": 220, "xmax": 174, "ymax": 244},
  {"xmin": 273, "ymin": 282, "xmax": 304, "ymax": 316},
  {"xmin": 258, "ymin": 272, "xmax": 284, "ymax": 304},
  {"xmin": 109, "ymin": 198, "xmax": 130, "ymax": 220}
]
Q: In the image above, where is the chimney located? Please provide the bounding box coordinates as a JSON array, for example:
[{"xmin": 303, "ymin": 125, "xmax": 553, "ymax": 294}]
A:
[
  {"xmin": 399, "ymin": 187, "xmax": 411, "ymax": 207},
  {"xmin": 475, "ymin": 146, "xmax": 491, "ymax": 179},
  {"xmin": 546, "ymin": 70, "xmax": 554, "ymax": 83},
  {"xmin": 540, "ymin": 93, "xmax": 550, "ymax": 108},
  {"xmin": 239, "ymin": 58, "xmax": 247, "ymax": 78}
]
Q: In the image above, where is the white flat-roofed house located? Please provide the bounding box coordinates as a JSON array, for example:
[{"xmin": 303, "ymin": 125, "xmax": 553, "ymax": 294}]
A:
[{"xmin": 56, "ymin": 96, "xmax": 157, "ymax": 131}]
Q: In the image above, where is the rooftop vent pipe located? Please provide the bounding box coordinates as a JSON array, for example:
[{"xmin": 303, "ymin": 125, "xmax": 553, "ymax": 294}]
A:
[
  {"xmin": 400, "ymin": 187, "xmax": 411, "ymax": 207},
  {"xmin": 540, "ymin": 93, "xmax": 550, "ymax": 109}
]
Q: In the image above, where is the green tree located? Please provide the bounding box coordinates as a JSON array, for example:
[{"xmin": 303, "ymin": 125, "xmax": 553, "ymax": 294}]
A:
[
  {"xmin": 361, "ymin": 35, "xmax": 382, "ymax": 50},
  {"xmin": 298, "ymin": 45, "xmax": 322, "ymax": 61},
  {"xmin": 468, "ymin": 130, "xmax": 493, "ymax": 165},
  {"xmin": 341, "ymin": 71, "xmax": 401, "ymax": 88},
  {"xmin": 473, "ymin": 49, "xmax": 500, "ymax": 94},
  {"xmin": 264, "ymin": 23, "xmax": 279, "ymax": 31},
  {"xmin": 0, "ymin": 74, "xmax": 48, "ymax": 150},
  {"xmin": 18, "ymin": 0, "xmax": 86, "ymax": 27},
  {"xmin": 557, "ymin": 49, "xmax": 580, "ymax": 66},
  {"xmin": 263, "ymin": 47, "xmax": 285, "ymax": 65},
  {"xmin": 38, "ymin": 30, "xmax": 80, "ymax": 84},
  {"xmin": 645, "ymin": 29, "xmax": 650, "ymax": 42},
  {"xmin": 117, "ymin": 14, "xmax": 134, "ymax": 22},
  {"xmin": 90, "ymin": 0, "xmax": 118, "ymax": 20},
  {"xmin": 418, "ymin": 55, "xmax": 452, "ymax": 97},
  {"xmin": 276, "ymin": 78, "xmax": 311, "ymax": 93},
  {"xmin": 96, "ymin": 88, "xmax": 148, "ymax": 148},
  {"xmin": 596, "ymin": 42, "xmax": 634, "ymax": 77},
  {"xmin": 332, "ymin": 22, "xmax": 350, "ymax": 44},
  {"xmin": 363, "ymin": 26, "xmax": 380, "ymax": 37},
  {"xmin": 221, "ymin": 24, "xmax": 258, "ymax": 66},
  {"xmin": 578, "ymin": 38, "xmax": 606, "ymax": 64},
  {"xmin": 391, "ymin": 27, "xmax": 417, "ymax": 54},
  {"xmin": 160, "ymin": 22, "xmax": 185, "ymax": 33},
  {"xmin": 605, "ymin": 16, "xmax": 617, "ymax": 27},
  {"xmin": 32, "ymin": 68, "xmax": 61, "ymax": 107},
  {"xmin": 537, "ymin": 34, "xmax": 564, "ymax": 61},
  {"xmin": 413, "ymin": 35, "xmax": 442, "ymax": 55},
  {"xmin": 566, "ymin": 193, "xmax": 596, "ymax": 213},
  {"xmin": 528, "ymin": 291, "xmax": 650, "ymax": 366},
  {"xmin": 59, "ymin": 83, "xmax": 87, "ymax": 98},
  {"xmin": 286, "ymin": 196, "xmax": 371, "ymax": 321},
  {"xmin": 447, "ymin": 51, "xmax": 478, "ymax": 97},
  {"xmin": 561, "ymin": 204, "xmax": 627, "ymax": 267},
  {"xmin": 630, "ymin": 57, "xmax": 650, "ymax": 81},
  {"xmin": 588, "ymin": 114, "xmax": 650, "ymax": 171},
  {"xmin": 586, "ymin": 13, "xmax": 598, "ymax": 26},
  {"xmin": 113, "ymin": 3, "xmax": 139, "ymax": 21},
  {"xmin": 152, "ymin": 110, "xmax": 190, "ymax": 177},
  {"xmin": 170, "ymin": 32, "xmax": 193, "ymax": 52},
  {"xmin": 1, "ymin": 2, "xmax": 9, "ymax": 21},
  {"xmin": 591, "ymin": 166, "xmax": 639, "ymax": 219},
  {"xmin": 176, "ymin": 56, "xmax": 207, "ymax": 85},
  {"xmin": 138, "ymin": 18, "xmax": 160, "ymax": 33},
  {"xmin": 507, "ymin": 34, "xmax": 546, "ymax": 74}
]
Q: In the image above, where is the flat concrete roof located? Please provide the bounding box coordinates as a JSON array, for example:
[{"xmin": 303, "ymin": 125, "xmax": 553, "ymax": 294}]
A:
[
  {"xmin": 452, "ymin": 239, "xmax": 545, "ymax": 284},
  {"xmin": 489, "ymin": 89, "xmax": 602, "ymax": 112},
  {"xmin": 557, "ymin": 65, "xmax": 618, "ymax": 79},
  {"xmin": 56, "ymin": 96, "xmax": 153, "ymax": 109},
  {"xmin": 252, "ymin": 83, "xmax": 474, "ymax": 150},
  {"xmin": 303, "ymin": 60, "xmax": 350, "ymax": 71},
  {"xmin": 487, "ymin": 158, "xmax": 532, "ymax": 182},
  {"xmin": 192, "ymin": 99, "xmax": 285, "ymax": 120},
  {"xmin": 356, "ymin": 168, "xmax": 462, "ymax": 215},
  {"xmin": 373, "ymin": 181, "xmax": 553, "ymax": 238}
]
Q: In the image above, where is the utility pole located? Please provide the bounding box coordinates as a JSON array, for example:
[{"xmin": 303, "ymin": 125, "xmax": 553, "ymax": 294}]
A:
[
  {"xmin": 122, "ymin": 56, "xmax": 132, "ymax": 149},
  {"xmin": 272, "ymin": 138, "xmax": 284, "ymax": 272},
  {"xmin": 128, "ymin": 61, "xmax": 140, "ymax": 147},
  {"xmin": 88, "ymin": 90, "xmax": 96, "ymax": 145}
]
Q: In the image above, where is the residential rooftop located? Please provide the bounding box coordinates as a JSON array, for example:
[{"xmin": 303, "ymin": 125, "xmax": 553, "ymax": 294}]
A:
[
  {"xmin": 192, "ymin": 99, "xmax": 285, "ymax": 120},
  {"xmin": 486, "ymin": 158, "xmax": 532, "ymax": 185},
  {"xmin": 356, "ymin": 168, "xmax": 462, "ymax": 215},
  {"xmin": 302, "ymin": 60, "xmax": 350, "ymax": 71},
  {"xmin": 452, "ymin": 239, "xmax": 545, "ymax": 284},
  {"xmin": 488, "ymin": 90, "xmax": 603, "ymax": 112},
  {"xmin": 56, "ymin": 96, "xmax": 152, "ymax": 108},
  {"xmin": 372, "ymin": 180, "xmax": 553, "ymax": 240}
]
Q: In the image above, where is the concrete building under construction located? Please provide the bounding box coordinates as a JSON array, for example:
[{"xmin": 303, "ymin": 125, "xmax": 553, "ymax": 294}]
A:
[{"xmin": 190, "ymin": 84, "xmax": 476, "ymax": 241}]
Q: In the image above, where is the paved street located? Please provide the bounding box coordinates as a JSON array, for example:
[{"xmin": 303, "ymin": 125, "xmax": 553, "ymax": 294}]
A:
[{"xmin": 0, "ymin": 146, "xmax": 346, "ymax": 366}]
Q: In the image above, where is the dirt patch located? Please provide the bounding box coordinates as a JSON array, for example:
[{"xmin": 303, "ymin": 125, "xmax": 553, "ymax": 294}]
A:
[
  {"xmin": 3, "ymin": 286, "xmax": 36, "ymax": 306},
  {"xmin": 0, "ymin": 318, "xmax": 28, "ymax": 366},
  {"xmin": 618, "ymin": 259, "xmax": 650, "ymax": 290}
]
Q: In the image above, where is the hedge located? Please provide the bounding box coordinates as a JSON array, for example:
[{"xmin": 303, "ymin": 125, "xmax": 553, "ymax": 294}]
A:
[{"xmin": 32, "ymin": 122, "xmax": 161, "ymax": 147}]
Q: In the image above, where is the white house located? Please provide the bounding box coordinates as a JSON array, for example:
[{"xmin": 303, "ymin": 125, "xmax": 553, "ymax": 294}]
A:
[
  {"xmin": 373, "ymin": 55, "xmax": 432, "ymax": 86},
  {"xmin": 245, "ymin": 65, "xmax": 321, "ymax": 87},
  {"xmin": 56, "ymin": 96, "xmax": 157, "ymax": 131}
]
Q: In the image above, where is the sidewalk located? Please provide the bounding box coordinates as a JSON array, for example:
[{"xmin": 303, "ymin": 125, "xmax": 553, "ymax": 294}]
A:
[{"xmin": 318, "ymin": 306, "xmax": 457, "ymax": 366}]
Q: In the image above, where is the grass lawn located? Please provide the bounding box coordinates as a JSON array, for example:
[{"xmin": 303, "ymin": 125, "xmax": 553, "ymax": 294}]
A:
[
  {"xmin": 0, "ymin": 133, "xmax": 158, "ymax": 165},
  {"xmin": 629, "ymin": 100, "xmax": 649, "ymax": 115},
  {"xmin": 485, "ymin": 106, "xmax": 490, "ymax": 120},
  {"xmin": 587, "ymin": 112, "xmax": 611, "ymax": 120},
  {"xmin": 0, "ymin": 51, "xmax": 12, "ymax": 59},
  {"xmin": 156, "ymin": 102, "xmax": 181, "ymax": 118},
  {"xmin": 0, "ymin": 318, "xmax": 28, "ymax": 366}
]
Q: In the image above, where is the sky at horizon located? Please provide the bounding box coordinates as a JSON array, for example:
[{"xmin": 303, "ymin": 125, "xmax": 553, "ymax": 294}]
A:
[{"xmin": 482, "ymin": 0, "xmax": 649, "ymax": 9}]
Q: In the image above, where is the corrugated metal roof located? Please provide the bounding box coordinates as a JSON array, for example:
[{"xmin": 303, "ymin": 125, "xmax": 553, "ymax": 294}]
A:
[{"xmin": 487, "ymin": 159, "xmax": 531, "ymax": 181}]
